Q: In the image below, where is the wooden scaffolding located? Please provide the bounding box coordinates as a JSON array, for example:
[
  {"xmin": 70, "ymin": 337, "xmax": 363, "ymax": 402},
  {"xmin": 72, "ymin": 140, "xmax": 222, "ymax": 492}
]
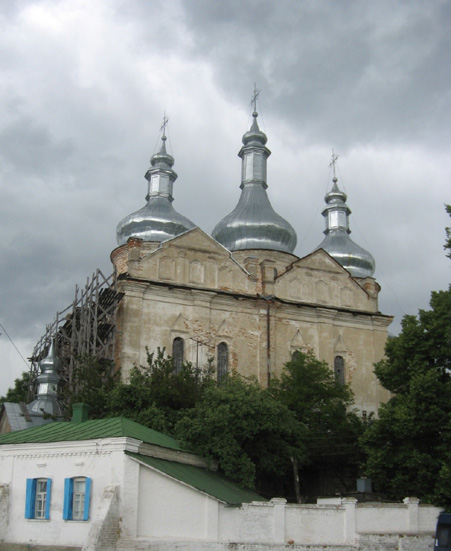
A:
[{"xmin": 29, "ymin": 269, "xmax": 124, "ymax": 391}]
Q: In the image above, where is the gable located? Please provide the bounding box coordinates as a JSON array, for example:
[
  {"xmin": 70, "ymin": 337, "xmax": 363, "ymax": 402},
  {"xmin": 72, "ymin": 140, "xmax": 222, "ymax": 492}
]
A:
[
  {"xmin": 292, "ymin": 249, "xmax": 349, "ymax": 274},
  {"xmin": 274, "ymin": 249, "xmax": 377, "ymax": 312},
  {"xmin": 127, "ymin": 228, "xmax": 255, "ymax": 294}
]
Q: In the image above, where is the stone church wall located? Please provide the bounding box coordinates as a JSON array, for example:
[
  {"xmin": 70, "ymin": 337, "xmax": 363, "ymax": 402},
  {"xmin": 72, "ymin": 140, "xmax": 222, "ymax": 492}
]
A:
[{"xmin": 112, "ymin": 230, "xmax": 392, "ymax": 415}]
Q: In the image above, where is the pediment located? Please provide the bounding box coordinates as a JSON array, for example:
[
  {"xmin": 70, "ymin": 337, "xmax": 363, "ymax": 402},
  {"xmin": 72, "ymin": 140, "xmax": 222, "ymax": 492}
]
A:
[
  {"xmin": 161, "ymin": 228, "xmax": 232, "ymax": 257},
  {"xmin": 290, "ymin": 329, "xmax": 308, "ymax": 349},
  {"xmin": 217, "ymin": 319, "xmax": 232, "ymax": 338},
  {"xmin": 274, "ymin": 249, "xmax": 377, "ymax": 312},
  {"xmin": 171, "ymin": 313, "xmax": 189, "ymax": 333},
  {"xmin": 293, "ymin": 249, "xmax": 347, "ymax": 274},
  {"xmin": 334, "ymin": 334, "xmax": 348, "ymax": 353},
  {"xmin": 126, "ymin": 228, "xmax": 255, "ymax": 294}
]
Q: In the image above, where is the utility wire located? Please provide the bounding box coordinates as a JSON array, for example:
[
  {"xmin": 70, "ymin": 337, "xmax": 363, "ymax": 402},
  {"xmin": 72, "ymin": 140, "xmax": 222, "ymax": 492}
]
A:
[{"xmin": 0, "ymin": 322, "xmax": 30, "ymax": 370}]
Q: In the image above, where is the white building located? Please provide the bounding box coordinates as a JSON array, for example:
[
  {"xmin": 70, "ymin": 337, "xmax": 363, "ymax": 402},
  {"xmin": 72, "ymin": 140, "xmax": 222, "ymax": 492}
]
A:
[{"xmin": 0, "ymin": 404, "xmax": 441, "ymax": 551}]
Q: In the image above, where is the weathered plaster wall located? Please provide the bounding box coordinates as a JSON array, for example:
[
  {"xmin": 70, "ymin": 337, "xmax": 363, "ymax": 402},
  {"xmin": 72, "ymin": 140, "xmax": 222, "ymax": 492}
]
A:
[{"xmin": 113, "ymin": 230, "xmax": 392, "ymax": 414}]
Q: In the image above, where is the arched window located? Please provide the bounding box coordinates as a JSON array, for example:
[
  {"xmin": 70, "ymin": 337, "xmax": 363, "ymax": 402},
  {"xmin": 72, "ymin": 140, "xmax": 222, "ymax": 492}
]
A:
[
  {"xmin": 217, "ymin": 342, "xmax": 228, "ymax": 381},
  {"xmin": 172, "ymin": 337, "xmax": 184, "ymax": 373},
  {"xmin": 291, "ymin": 350, "xmax": 302, "ymax": 362},
  {"xmin": 334, "ymin": 356, "xmax": 345, "ymax": 386}
]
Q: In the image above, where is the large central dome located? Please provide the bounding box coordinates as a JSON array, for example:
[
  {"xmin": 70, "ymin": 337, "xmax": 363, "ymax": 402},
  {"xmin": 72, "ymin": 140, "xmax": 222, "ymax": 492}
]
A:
[{"xmin": 212, "ymin": 110, "xmax": 297, "ymax": 254}]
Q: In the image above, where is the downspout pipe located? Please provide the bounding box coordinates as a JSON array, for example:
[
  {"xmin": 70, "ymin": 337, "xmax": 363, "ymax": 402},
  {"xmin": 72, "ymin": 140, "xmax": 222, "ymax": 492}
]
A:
[{"xmin": 260, "ymin": 295, "xmax": 274, "ymax": 388}]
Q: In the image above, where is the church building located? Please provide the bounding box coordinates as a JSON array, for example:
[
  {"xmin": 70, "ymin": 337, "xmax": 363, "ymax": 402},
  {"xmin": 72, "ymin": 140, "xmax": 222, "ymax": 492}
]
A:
[{"xmin": 111, "ymin": 103, "xmax": 392, "ymax": 416}]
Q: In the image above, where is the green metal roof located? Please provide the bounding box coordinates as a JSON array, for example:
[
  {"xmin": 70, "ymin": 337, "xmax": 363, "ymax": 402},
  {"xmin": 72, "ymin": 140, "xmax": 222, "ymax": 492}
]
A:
[
  {"xmin": 126, "ymin": 451, "xmax": 266, "ymax": 506},
  {"xmin": 0, "ymin": 417, "xmax": 183, "ymax": 451}
]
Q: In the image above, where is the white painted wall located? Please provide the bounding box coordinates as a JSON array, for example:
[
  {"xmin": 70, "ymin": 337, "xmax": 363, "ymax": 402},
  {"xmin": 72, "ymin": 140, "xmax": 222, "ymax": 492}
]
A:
[
  {"xmin": 0, "ymin": 437, "xmax": 443, "ymax": 551},
  {"xmin": 285, "ymin": 504, "xmax": 345, "ymax": 545},
  {"xmin": 136, "ymin": 464, "xmax": 218, "ymax": 540},
  {"xmin": 0, "ymin": 437, "xmax": 133, "ymax": 548}
]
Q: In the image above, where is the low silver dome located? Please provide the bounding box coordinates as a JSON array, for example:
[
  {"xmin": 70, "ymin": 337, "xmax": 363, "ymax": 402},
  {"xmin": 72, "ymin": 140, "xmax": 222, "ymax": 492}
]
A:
[
  {"xmin": 212, "ymin": 111, "xmax": 297, "ymax": 254},
  {"xmin": 315, "ymin": 176, "xmax": 375, "ymax": 278},
  {"xmin": 116, "ymin": 132, "xmax": 196, "ymax": 246},
  {"xmin": 28, "ymin": 341, "xmax": 64, "ymax": 417}
]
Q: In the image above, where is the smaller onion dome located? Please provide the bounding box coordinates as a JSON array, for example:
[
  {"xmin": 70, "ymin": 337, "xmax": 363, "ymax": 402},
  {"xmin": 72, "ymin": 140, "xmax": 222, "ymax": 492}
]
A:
[
  {"xmin": 212, "ymin": 109, "xmax": 297, "ymax": 254},
  {"xmin": 28, "ymin": 340, "xmax": 64, "ymax": 417},
  {"xmin": 315, "ymin": 171, "xmax": 375, "ymax": 278},
  {"xmin": 116, "ymin": 124, "xmax": 197, "ymax": 246}
]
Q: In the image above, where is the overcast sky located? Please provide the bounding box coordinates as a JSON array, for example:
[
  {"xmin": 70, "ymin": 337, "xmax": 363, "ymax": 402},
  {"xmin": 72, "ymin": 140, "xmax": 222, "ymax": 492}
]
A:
[{"xmin": 1, "ymin": 0, "xmax": 450, "ymax": 395}]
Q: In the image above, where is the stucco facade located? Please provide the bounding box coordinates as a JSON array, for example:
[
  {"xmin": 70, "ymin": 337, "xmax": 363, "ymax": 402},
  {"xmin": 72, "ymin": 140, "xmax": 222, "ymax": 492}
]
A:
[
  {"xmin": 111, "ymin": 228, "xmax": 392, "ymax": 415},
  {"xmin": 0, "ymin": 426, "xmax": 441, "ymax": 551}
]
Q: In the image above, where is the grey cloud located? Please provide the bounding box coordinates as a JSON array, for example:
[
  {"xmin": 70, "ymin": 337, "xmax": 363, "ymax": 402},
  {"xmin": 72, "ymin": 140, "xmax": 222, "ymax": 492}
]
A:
[
  {"xmin": 0, "ymin": 0, "xmax": 449, "ymax": 395},
  {"xmin": 175, "ymin": 0, "xmax": 451, "ymax": 148},
  {"xmin": 0, "ymin": 115, "xmax": 74, "ymax": 176}
]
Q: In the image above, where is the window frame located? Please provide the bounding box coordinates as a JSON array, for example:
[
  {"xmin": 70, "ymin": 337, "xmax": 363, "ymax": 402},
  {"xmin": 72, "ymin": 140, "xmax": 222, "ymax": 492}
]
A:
[
  {"xmin": 217, "ymin": 342, "xmax": 229, "ymax": 381},
  {"xmin": 172, "ymin": 337, "xmax": 184, "ymax": 374},
  {"xmin": 25, "ymin": 477, "xmax": 52, "ymax": 520},
  {"xmin": 63, "ymin": 476, "xmax": 92, "ymax": 521},
  {"xmin": 334, "ymin": 355, "xmax": 345, "ymax": 386}
]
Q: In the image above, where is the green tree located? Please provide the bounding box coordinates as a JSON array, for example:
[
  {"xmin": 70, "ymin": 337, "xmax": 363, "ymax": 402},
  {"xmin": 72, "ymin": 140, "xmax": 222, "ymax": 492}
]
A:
[
  {"xmin": 361, "ymin": 286, "xmax": 451, "ymax": 506},
  {"xmin": 0, "ymin": 371, "xmax": 31, "ymax": 405},
  {"xmin": 63, "ymin": 356, "xmax": 118, "ymax": 420},
  {"xmin": 271, "ymin": 352, "xmax": 364, "ymax": 496},
  {"xmin": 445, "ymin": 204, "xmax": 451, "ymax": 258},
  {"xmin": 175, "ymin": 374, "xmax": 307, "ymax": 494},
  {"xmin": 106, "ymin": 348, "xmax": 214, "ymax": 433}
]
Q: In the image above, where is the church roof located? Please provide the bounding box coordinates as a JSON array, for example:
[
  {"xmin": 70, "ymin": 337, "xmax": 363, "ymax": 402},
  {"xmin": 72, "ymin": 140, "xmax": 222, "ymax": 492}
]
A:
[
  {"xmin": 116, "ymin": 119, "xmax": 197, "ymax": 246},
  {"xmin": 212, "ymin": 93, "xmax": 297, "ymax": 254},
  {"xmin": 1, "ymin": 402, "xmax": 53, "ymax": 432},
  {"xmin": 314, "ymin": 159, "xmax": 375, "ymax": 278}
]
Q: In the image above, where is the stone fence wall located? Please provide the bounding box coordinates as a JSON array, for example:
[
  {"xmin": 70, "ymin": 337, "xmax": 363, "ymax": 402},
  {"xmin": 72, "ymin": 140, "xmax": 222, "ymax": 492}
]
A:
[
  {"xmin": 117, "ymin": 496, "xmax": 441, "ymax": 551},
  {"xmin": 216, "ymin": 496, "xmax": 440, "ymax": 546}
]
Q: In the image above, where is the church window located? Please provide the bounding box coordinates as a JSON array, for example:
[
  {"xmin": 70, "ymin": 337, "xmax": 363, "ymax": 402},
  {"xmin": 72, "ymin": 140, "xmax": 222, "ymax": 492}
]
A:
[
  {"xmin": 25, "ymin": 478, "xmax": 52, "ymax": 520},
  {"xmin": 334, "ymin": 356, "xmax": 345, "ymax": 386},
  {"xmin": 63, "ymin": 477, "xmax": 91, "ymax": 521},
  {"xmin": 172, "ymin": 337, "xmax": 184, "ymax": 373},
  {"xmin": 217, "ymin": 342, "xmax": 228, "ymax": 381},
  {"xmin": 291, "ymin": 350, "xmax": 302, "ymax": 362}
]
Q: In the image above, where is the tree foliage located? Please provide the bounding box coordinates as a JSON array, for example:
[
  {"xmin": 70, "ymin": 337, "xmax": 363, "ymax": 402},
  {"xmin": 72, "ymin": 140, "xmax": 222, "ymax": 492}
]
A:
[
  {"xmin": 445, "ymin": 204, "xmax": 451, "ymax": 258},
  {"xmin": 271, "ymin": 352, "xmax": 365, "ymax": 493},
  {"xmin": 361, "ymin": 286, "xmax": 451, "ymax": 506},
  {"xmin": 3, "ymin": 347, "xmax": 363, "ymax": 499},
  {"xmin": 62, "ymin": 356, "xmax": 118, "ymax": 420},
  {"xmin": 105, "ymin": 348, "xmax": 213, "ymax": 433},
  {"xmin": 175, "ymin": 373, "xmax": 307, "ymax": 493},
  {"xmin": 0, "ymin": 371, "xmax": 30, "ymax": 406}
]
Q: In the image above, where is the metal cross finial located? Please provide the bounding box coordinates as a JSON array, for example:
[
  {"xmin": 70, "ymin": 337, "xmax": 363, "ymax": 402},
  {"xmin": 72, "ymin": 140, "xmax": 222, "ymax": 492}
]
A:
[
  {"xmin": 160, "ymin": 113, "xmax": 169, "ymax": 138},
  {"xmin": 250, "ymin": 83, "xmax": 261, "ymax": 112},
  {"xmin": 329, "ymin": 150, "xmax": 339, "ymax": 179}
]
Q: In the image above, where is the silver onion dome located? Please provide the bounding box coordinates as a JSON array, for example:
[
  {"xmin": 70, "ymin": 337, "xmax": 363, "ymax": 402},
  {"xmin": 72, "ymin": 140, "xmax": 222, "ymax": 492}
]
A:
[
  {"xmin": 28, "ymin": 340, "xmax": 64, "ymax": 417},
  {"xmin": 212, "ymin": 110, "xmax": 297, "ymax": 253},
  {"xmin": 315, "ymin": 174, "xmax": 375, "ymax": 278},
  {"xmin": 116, "ymin": 129, "xmax": 196, "ymax": 246}
]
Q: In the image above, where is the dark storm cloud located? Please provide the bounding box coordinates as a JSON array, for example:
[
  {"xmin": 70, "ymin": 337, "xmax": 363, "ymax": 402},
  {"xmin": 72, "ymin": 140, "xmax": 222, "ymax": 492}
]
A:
[
  {"xmin": 0, "ymin": 0, "xmax": 450, "ymax": 393},
  {"xmin": 178, "ymin": 0, "xmax": 451, "ymax": 148}
]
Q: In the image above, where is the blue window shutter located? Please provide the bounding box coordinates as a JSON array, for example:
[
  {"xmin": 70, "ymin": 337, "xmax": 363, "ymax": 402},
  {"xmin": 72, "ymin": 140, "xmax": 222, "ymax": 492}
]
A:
[
  {"xmin": 45, "ymin": 478, "xmax": 52, "ymax": 520},
  {"xmin": 63, "ymin": 478, "xmax": 73, "ymax": 520},
  {"xmin": 25, "ymin": 478, "xmax": 36, "ymax": 519},
  {"xmin": 83, "ymin": 478, "xmax": 92, "ymax": 521}
]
